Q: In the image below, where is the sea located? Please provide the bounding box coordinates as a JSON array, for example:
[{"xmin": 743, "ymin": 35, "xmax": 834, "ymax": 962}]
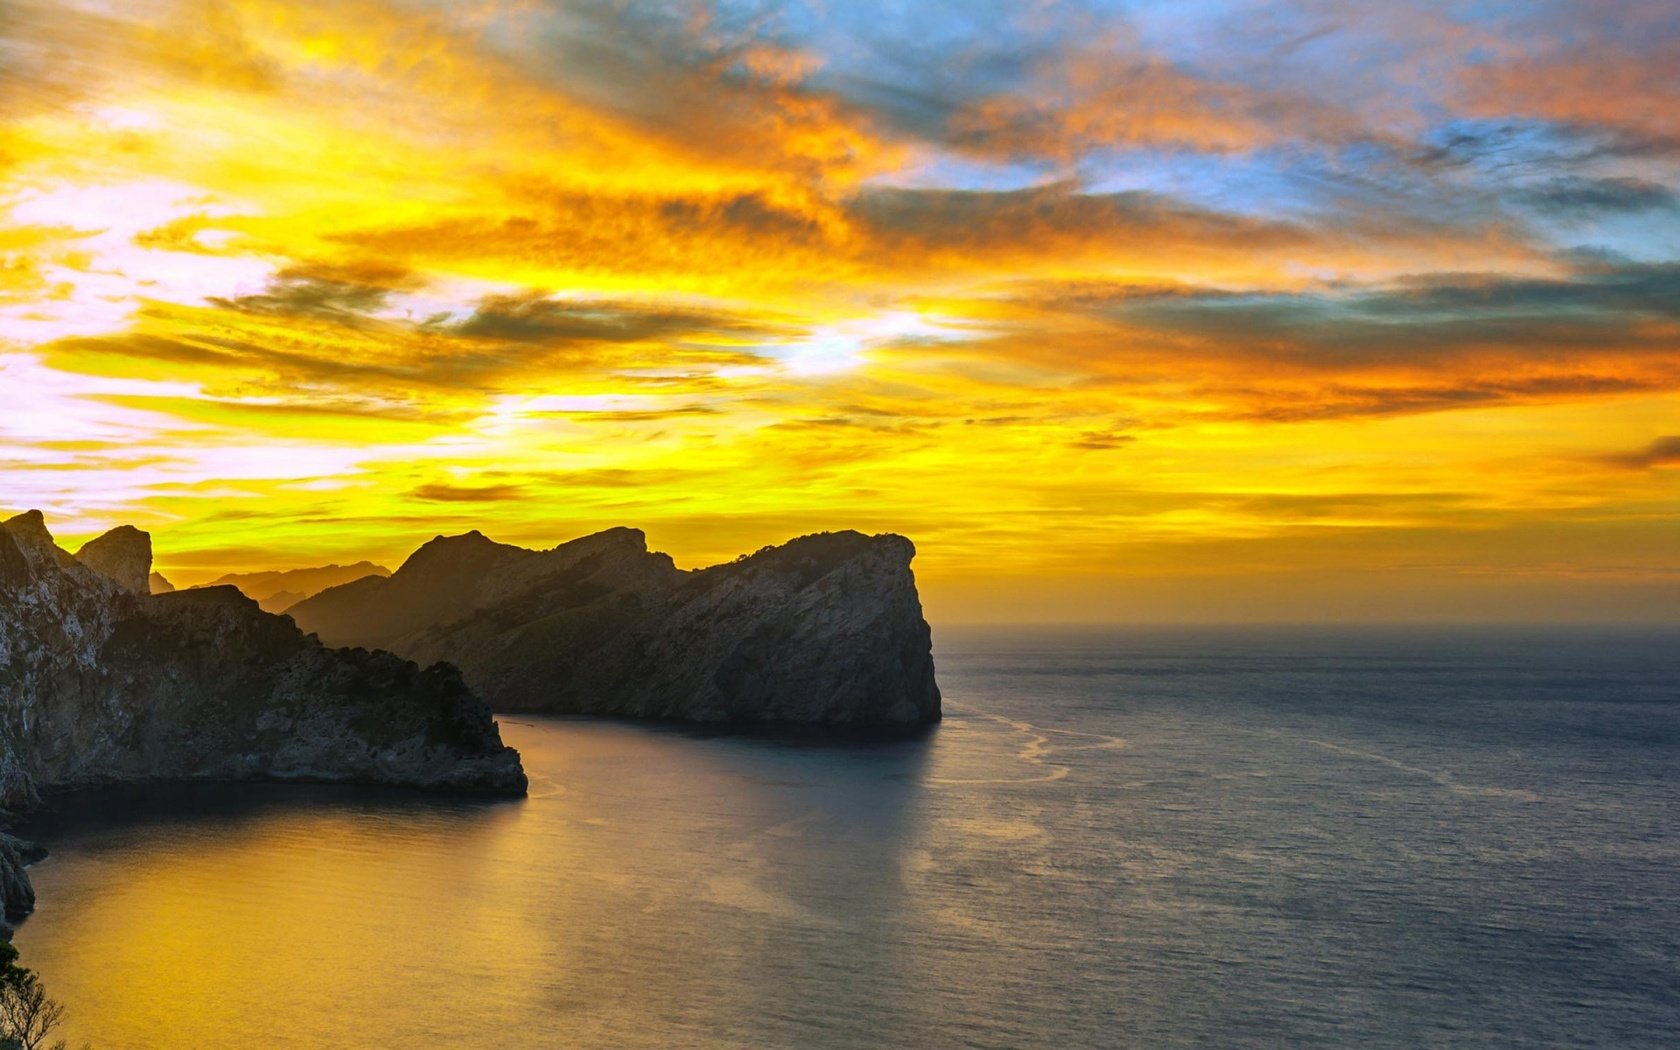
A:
[{"xmin": 13, "ymin": 625, "xmax": 1680, "ymax": 1048}]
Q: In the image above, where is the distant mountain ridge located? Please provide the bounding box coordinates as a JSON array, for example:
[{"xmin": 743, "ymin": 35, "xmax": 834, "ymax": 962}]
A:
[
  {"xmin": 201, "ymin": 561, "xmax": 390, "ymax": 612},
  {"xmin": 288, "ymin": 527, "xmax": 941, "ymax": 725}
]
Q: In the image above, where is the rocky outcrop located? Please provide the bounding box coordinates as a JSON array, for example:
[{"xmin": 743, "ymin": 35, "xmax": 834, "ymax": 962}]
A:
[
  {"xmin": 289, "ymin": 528, "xmax": 941, "ymax": 725},
  {"xmin": 0, "ymin": 834, "xmax": 45, "ymax": 935},
  {"xmin": 149, "ymin": 571, "xmax": 176, "ymax": 594},
  {"xmin": 74, "ymin": 525, "xmax": 152, "ymax": 594},
  {"xmin": 0, "ymin": 513, "xmax": 526, "ymax": 812},
  {"xmin": 2, "ymin": 511, "xmax": 77, "ymax": 574}
]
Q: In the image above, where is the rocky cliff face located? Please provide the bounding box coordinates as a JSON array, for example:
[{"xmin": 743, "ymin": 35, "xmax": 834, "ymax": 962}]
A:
[
  {"xmin": 289, "ymin": 528, "xmax": 941, "ymax": 725},
  {"xmin": 0, "ymin": 512, "xmax": 527, "ymax": 810},
  {"xmin": 73, "ymin": 525, "xmax": 151, "ymax": 595}
]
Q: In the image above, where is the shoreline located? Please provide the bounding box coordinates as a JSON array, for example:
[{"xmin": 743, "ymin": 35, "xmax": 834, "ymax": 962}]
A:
[{"xmin": 0, "ymin": 712, "xmax": 939, "ymax": 940}]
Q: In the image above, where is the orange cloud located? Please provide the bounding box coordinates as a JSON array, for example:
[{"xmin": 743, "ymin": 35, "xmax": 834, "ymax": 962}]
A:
[
  {"xmin": 946, "ymin": 38, "xmax": 1370, "ymax": 161},
  {"xmin": 1461, "ymin": 39, "xmax": 1680, "ymax": 144},
  {"xmin": 2, "ymin": 0, "xmax": 1677, "ymax": 620}
]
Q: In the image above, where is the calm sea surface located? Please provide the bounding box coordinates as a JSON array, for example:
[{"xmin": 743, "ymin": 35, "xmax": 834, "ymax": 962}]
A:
[{"xmin": 14, "ymin": 626, "xmax": 1680, "ymax": 1048}]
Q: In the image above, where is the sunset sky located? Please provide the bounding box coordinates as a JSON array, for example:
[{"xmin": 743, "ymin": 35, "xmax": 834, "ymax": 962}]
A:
[{"xmin": 1, "ymin": 0, "xmax": 1676, "ymax": 622}]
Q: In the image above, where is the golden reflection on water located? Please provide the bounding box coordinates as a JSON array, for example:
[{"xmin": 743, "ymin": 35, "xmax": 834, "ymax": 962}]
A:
[
  {"xmin": 26, "ymin": 802, "xmax": 561, "ymax": 1045},
  {"xmin": 16, "ymin": 717, "xmax": 1022, "ymax": 1048}
]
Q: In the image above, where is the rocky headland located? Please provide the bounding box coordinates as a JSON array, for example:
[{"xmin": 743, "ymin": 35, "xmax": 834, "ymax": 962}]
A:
[
  {"xmin": 0, "ymin": 511, "xmax": 527, "ymax": 929},
  {"xmin": 288, "ymin": 527, "xmax": 941, "ymax": 725}
]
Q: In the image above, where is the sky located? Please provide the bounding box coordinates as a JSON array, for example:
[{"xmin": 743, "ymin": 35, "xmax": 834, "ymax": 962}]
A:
[{"xmin": 0, "ymin": 0, "xmax": 1676, "ymax": 623}]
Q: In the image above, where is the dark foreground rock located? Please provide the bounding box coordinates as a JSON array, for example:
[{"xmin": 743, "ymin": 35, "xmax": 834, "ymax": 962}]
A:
[
  {"xmin": 289, "ymin": 528, "xmax": 941, "ymax": 725},
  {"xmin": 0, "ymin": 511, "xmax": 527, "ymax": 812},
  {"xmin": 0, "ymin": 834, "xmax": 45, "ymax": 929}
]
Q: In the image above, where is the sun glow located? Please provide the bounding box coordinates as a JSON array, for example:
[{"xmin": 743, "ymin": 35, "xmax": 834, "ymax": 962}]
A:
[{"xmin": 0, "ymin": 0, "xmax": 1676, "ymax": 619}]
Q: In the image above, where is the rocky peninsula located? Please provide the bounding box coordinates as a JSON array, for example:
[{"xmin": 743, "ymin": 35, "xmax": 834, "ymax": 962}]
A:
[{"xmin": 288, "ymin": 528, "xmax": 942, "ymax": 725}]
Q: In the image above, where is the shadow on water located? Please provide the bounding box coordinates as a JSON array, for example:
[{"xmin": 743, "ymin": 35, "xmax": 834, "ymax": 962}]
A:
[
  {"xmin": 503, "ymin": 711, "xmax": 942, "ymax": 745},
  {"xmin": 18, "ymin": 717, "xmax": 941, "ymax": 845},
  {"xmin": 495, "ymin": 715, "xmax": 951, "ymax": 1044},
  {"xmin": 12, "ymin": 778, "xmax": 520, "ymax": 857}
]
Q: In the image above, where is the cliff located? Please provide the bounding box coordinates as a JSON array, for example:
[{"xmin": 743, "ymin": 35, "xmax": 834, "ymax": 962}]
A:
[
  {"xmin": 289, "ymin": 528, "xmax": 941, "ymax": 725},
  {"xmin": 73, "ymin": 525, "xmax": 151, "ymax": 595},
  {"xmin": 0, "ymin": 511, "xmax": 527, "ymax": 808},
  {"xmin": 0, "ymin": 512, "xmax": 526, "ymax": 934}
]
